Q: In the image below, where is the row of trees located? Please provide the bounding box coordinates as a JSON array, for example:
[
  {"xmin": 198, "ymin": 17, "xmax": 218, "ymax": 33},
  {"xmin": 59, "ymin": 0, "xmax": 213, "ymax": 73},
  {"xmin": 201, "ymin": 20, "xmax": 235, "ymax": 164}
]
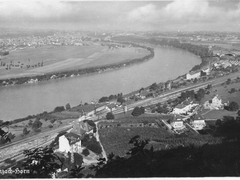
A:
[
  {"xmin": 179, "ymin": 88, "xmax": 206, "ymax": 102},
  {"xmin": 99, "ymin": 93, "xmax": 123, "ymax": 103}
]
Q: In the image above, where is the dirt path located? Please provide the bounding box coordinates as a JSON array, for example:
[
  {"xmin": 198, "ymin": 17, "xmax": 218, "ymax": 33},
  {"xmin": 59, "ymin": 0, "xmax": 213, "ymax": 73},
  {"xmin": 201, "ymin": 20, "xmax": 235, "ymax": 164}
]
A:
[{"xmin": 95, "ymin": 121, "xmax": 108, "ymax": 161}]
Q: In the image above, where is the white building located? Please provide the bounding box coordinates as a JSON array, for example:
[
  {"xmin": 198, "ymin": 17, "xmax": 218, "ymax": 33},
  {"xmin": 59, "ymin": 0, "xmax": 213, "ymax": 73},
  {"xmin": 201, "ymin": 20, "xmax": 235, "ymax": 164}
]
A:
[
  {"xmin": 172, "ymin": 101, "xmax": 199, "ymax": 115},
  {"xmin": 58, "ymin": 135, "xmax": 71, "ymax": 153},
  {"xmin": 191, "ymin": 120, "xmax": 206, "ymax": 130},
  {"xmin": 171, "ymin": 121, "xmax": 184, "ymax": 130},
  {"xmin": 186, "ymin": 70, "xmax": 201, "ymax": 80},
  {"xmin": 203, "ymin": 95, "xmax": 223, "ymax": 110}
]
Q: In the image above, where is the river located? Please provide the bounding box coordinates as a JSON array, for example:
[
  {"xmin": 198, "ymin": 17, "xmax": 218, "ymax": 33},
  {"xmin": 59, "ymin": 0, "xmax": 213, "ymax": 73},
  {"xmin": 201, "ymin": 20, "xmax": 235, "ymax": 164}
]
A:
[{"xmin": 0, "ymin": 46, "xmax": 201, "ymax": 121}]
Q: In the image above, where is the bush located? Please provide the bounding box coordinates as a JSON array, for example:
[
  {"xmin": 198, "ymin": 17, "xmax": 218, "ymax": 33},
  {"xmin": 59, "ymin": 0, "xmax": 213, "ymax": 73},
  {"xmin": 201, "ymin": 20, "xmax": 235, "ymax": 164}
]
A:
[
  {"xmin": 48, "ymin": 124, "xmax": 53, "ymax": 128},
  {"xmin": 106, "ymin": 112, "xmax": 115, "ymax": 120}
]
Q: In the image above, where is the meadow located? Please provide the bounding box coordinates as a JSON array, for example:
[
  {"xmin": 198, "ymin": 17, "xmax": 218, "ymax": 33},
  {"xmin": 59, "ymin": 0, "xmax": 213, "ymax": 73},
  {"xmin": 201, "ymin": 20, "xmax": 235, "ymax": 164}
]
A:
[{"xmin": 0, "ymin": 43, "xmax": 149, "ymax": 79}]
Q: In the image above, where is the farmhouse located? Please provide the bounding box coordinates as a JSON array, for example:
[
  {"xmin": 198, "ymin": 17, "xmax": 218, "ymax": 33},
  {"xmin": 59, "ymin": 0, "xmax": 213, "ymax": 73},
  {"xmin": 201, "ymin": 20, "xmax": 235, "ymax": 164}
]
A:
[{"xmin": 203, "ymin": 95, "xmax": 224, "ymax": 110}]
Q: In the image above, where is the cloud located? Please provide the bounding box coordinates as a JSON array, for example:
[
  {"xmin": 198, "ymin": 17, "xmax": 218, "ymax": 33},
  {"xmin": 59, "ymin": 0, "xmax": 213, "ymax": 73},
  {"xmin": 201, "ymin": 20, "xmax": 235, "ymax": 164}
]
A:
[
  {"xmin": 127, "ymin": 0, "xmax": 240, "ymax": 30},
  {"xmin": 0, "ymin": 0, "xmax": 240, "ymax": 31},
  {"xmin": 0, "ymin": 1, "xmax": 72, "ymax": 20}
]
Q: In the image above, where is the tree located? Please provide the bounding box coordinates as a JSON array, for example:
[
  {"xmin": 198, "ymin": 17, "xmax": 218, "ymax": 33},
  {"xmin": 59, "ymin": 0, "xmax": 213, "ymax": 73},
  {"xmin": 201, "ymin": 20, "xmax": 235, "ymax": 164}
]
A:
[
  {"xmin": 195, "ymin": 88, "xmax": 205, "ymax": 101},
  {"xmin": 117, "ymin": 96, "xmax": 125, "ymax": 104},
  {"xmin": 226, "ymin": 78, "xmax": 231, "ymax": 85},
  {"xmin": 65, "ymin": 103, "xmax": 71, "ymax": 111},
  {"xmin": 132, "ymin": 106, "xmax": 144, "ymax": 117},
  {"xmin": 82, "ymin": 148, "xmax": 90, "ymax": 157},
  {"xmin": 99, "ymin": 96, "xmax": 109, "ymax": 103},
  {"xmin": 149, "ymin": 83, "xmax": 158, "ymax": 91},
  {"xmin": 21, "ymin": 147, "xmax": 61, "ymax": 178},
  {"xmin": 106, "ymin": 112, "xmax": 115, "ymax": 120},
  {"xmin": 225, "ymin": 101, "xmax": 239, "ymax": 111},
  {"xmin": 32, "ymin": 118, "xmax": 42, "ymax": 130},
  {"xmin": 200, "ymin": 70, "xmax": 207, "ymax": 77},
  {"xmin": 54, "ymin": 106, "xmax": 65, "ymax": 112},
  {"xmin": 23, "ymin": 127, "xmax": 30, "ymax": 136}
]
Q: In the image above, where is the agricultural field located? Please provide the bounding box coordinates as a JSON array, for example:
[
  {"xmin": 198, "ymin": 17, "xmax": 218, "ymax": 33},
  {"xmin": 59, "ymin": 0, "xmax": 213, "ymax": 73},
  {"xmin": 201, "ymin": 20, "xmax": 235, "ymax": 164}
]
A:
[{"xmin": 0, "ymin": 43, "xmax": 149, "ymax": 79}]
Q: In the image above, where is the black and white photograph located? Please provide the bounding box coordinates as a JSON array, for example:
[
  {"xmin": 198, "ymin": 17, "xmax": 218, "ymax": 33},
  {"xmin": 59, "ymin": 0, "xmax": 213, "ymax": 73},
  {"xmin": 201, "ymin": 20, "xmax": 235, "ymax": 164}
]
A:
[{"xmin": 0, "ymin": 0, "xmax": 240, "ymax": 178}]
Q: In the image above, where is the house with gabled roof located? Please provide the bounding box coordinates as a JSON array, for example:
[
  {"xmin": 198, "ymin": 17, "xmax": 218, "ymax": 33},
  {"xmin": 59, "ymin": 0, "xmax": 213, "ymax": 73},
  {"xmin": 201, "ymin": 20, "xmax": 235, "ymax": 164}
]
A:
[
  {"xmin": 190, "ymin": 113, "xmax": 206, "ymax": 130},
  {"xmin": 167, "ymin": 115, "xmax": 185, "ymax": 130},
  {"xmin": 203, "ymin": 95, "xmax": 224, "ymax": 110},
  {"xmin": 57, "ymin": 119, "xmax": 95, "ymax": 153}
]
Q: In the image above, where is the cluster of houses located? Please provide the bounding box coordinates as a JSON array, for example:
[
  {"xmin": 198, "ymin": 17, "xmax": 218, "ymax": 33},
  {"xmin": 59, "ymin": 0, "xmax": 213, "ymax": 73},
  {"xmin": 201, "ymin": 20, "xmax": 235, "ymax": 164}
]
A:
[
  {"xmin": 185, "ymin": 52, "xmax": 240, "ymax": 80},
  {"xmin": 164, "ymin": 94, "xmax": 226, "ymax": 132},
  {"xmin": 186, "ymin": 65, "xmax": 211, "ymax": 80}
]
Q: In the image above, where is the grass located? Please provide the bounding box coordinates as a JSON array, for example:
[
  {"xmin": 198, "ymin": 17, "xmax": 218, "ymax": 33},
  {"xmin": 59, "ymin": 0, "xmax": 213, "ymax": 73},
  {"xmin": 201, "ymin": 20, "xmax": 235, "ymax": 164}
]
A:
[
  {"xmin": 203, "ymin": 109, "xmax": 237, "ymax": 120},
  {"xmin": 202, "ymin": 81, "xmax": 240, "ymax": 105},
  {"xmin": 0, "ymin": 44, "xmax": 149, "ymax": 79}
]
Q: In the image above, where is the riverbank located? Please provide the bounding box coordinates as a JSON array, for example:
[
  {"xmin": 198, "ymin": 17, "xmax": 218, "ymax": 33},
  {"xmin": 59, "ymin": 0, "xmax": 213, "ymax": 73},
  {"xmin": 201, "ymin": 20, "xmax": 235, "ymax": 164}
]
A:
[{"xmin": 0, "ymin": 43, "xmax": 154, "ymax": 87}]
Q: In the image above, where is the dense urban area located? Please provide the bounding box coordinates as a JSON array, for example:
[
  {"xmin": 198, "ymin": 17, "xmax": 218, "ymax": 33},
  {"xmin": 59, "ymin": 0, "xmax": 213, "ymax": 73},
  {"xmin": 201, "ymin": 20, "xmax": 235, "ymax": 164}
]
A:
[{"xmin": 1, "ymin": 28, "xmax": 240, "ymax": 178}]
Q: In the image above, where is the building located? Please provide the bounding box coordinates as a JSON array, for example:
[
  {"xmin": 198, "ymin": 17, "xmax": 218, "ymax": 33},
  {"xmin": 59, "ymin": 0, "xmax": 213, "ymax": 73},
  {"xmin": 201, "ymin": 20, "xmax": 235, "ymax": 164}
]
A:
[
  {"xmin": 186, "ymin": 70, "xmax": 201, "ymax": 80},
  {"xmin": 172, "ymin": 100, "xmax": 199, "ymax": 115},
  {"xmin": 167, "ymin": 115, "xmax": 185, "ymax": 130},
  {"xmin": 203, "ymin": 95, "xmax": 223, "ymax": 110},
  {"xmin": 58, "ymin": 120, "xmax": 95, "ymax": 153},
  {"xmin": 191, "ymin": 113, "xmax": 206, "ymax": 130},
  {"xmin": 201, "ymin": 66, "xmax": 211, "ymax": 75}
]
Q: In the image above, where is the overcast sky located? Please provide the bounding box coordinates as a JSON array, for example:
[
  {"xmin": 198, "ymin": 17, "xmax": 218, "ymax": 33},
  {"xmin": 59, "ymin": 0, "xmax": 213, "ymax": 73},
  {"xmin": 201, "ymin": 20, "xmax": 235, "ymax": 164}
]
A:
[{"xmin": 0, "ymin": 0, "xmax": 240, "ymax": 31}]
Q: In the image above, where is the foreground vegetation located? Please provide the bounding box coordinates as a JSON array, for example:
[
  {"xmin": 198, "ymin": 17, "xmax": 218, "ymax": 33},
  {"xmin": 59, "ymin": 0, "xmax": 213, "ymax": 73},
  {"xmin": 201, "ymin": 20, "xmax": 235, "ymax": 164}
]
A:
[{"xmin": 2, "ymin": 117, "xmax": 240, "ymax": 178}]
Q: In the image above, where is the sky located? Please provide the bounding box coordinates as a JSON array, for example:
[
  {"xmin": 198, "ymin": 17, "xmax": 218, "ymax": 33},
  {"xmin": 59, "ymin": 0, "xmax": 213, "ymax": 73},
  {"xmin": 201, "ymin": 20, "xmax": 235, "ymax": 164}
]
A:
[{"xmin": 0, "ymin": 0, "xmax": 240, "ymax": 32}]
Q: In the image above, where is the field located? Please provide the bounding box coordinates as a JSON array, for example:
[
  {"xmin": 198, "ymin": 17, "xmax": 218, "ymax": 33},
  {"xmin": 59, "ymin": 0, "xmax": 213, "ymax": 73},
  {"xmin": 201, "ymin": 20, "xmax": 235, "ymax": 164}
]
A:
[
  {"xmin": 190, "ymin": 41, "xmax": 240, "ymax": 55},
  {"xmin": 98, "ymin": 115, "xmax": 174, "ymax": 156},
  {"xmin": 0, "ymin": 43, "xmax": 149, "ymax": 79},
  {"xmin": 99, "ymin": 127, "xmax": 173, "ymax": 157}
]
